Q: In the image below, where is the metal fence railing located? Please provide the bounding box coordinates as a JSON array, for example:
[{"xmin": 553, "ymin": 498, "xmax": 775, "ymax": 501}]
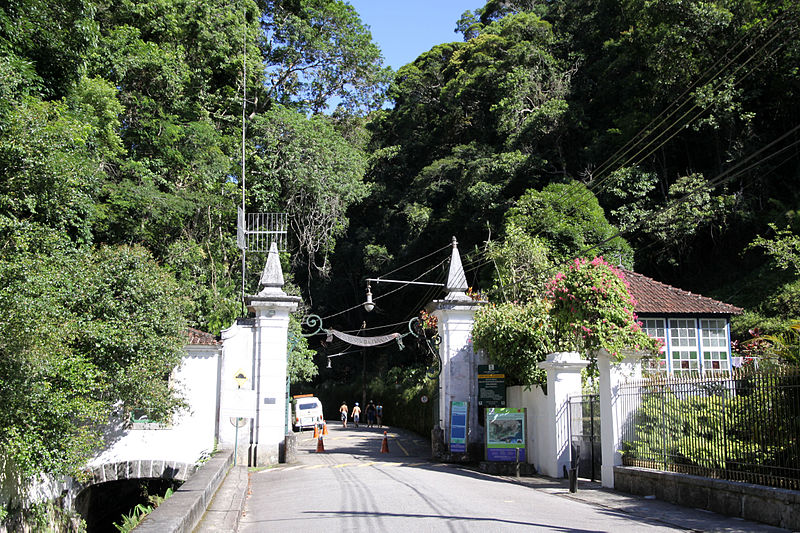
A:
[
  {"xmin": 568, "ymin": 394, "xmax": 601, "ymax": 481},
  {"xmin": 619, "ymin": 366, "xmax": 800, "ymax": 490}
]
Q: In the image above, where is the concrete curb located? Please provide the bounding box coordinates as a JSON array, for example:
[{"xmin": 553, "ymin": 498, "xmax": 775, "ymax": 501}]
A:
[
  {"xmin": 135, "ymin": 447, "xmax": 233, "ymax": 533},
  {"xmin": 194, "ymin": 465, "xmax": 249, "ymax": 532}
]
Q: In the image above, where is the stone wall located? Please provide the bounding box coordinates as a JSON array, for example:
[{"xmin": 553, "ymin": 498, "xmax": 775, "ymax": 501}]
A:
[{"xmin": 614, "ymin": 466, "xmax": 800, "ymax": 530}]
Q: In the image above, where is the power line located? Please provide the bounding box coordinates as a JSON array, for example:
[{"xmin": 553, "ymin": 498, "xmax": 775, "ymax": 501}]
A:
[{"xmin": 508, "ymin": 14, "xmax": 794, "ymax": 248}]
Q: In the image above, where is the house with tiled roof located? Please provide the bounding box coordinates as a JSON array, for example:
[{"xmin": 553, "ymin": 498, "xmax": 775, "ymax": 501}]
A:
[{"xmin": 624, "ymin": 270, "xmax": 743, "ymax": 375}]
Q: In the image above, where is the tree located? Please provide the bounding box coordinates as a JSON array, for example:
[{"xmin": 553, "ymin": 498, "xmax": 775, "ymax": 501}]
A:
[
  {"xmin": 288, "ymin": 316, "xmax": 319, "ymax": 383},
  {"xmin": 249, "ymin": 104, "xmax": 369, "ymax": 278},
  {"xmin": 0, "ymin": 96, "xmax": 104, "ymax": 243},
  {"xmin": 473, "ymin": 299, "xmax": 562, "ymax": 388},
  {"xmin": 0, "ymin": 219, "xmax": 187, "ymax": 478},
  {"xmin": 484, "ymin": 224, "xmax": 551, "ymax": 302},
  {"xmin": 262, "ymin": 0, "xmax": 391, "ymax": 114},
  {"xmin": 506, "ymin": 181, "xmax": 632, "ymax": 264},
  {"xmin": 0, "ymin": 0, "xmax": 99, "ymax": 98},
  {"xmin": 748, "ymin": 224, "xmax": 800, "ymax": 276}
]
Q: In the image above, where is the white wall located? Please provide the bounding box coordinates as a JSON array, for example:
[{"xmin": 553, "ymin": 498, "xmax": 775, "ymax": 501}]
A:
[
  {"xmin": 88, "ymin": 345, "xmax": 221, "ymax": 467},
  {"xmin": 218, "ymin": 320, "xmax": 256, "ymax": 459}
]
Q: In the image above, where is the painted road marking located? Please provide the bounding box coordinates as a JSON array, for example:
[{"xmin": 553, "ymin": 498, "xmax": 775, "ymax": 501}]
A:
[{"xmin": 394, "ymin": 440, "xmax": 410, "ymax": 456}]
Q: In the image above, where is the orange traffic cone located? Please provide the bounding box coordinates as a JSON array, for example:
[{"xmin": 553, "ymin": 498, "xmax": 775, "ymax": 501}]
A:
[
  {"xmin": 380, "ymin": 431, "xmax": 389, "ymax": 453},
  {"xmin": 322, "ymin": 422, "xmax": 329, "ymax": 436},
  {"xmin": 313, "ymin": 424, "xmax": 319, "ymax": 439},
  {"xmin": 316, "ymin": 435, "xmax": 325, "ymax": 453}
]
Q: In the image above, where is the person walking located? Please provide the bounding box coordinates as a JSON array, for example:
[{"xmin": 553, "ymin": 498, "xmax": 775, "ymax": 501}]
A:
[
  {"xmin": 376, "ymin": 402, "xmax": 383, "ymax": 427},
  {"xmin": 339, "ymin": 401, "xmax": 349, "ymax": 428},
  {"xmin": 352, "ymin": 402, "xmax": 361, "ymax": 428},
  {"xmin": 366, "ymin": 400, "xmax": 377, "ymax": 428}
]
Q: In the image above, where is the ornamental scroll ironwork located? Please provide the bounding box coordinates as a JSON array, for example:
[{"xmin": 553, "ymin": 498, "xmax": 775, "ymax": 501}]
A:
[{"xmin": 300, "ymin": 314, "xmax": 441, "ymax": 377}]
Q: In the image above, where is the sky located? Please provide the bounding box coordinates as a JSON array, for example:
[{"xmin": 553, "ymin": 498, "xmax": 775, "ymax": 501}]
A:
[{"xmin": 346, "ymin": 1, "xmax": 481, "ymax": 70}]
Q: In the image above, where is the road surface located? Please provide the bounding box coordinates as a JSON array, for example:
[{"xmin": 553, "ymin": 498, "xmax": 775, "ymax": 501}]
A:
[{"xmin": 239, "ymin": 423, "xmax": 761, "ymax": 532}]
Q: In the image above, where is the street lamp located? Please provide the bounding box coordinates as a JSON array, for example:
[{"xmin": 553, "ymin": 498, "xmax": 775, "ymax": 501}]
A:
[
  {"xmin": 363, "ymin": 278, "xmax": 444, "ymax": 313},
  {"xmin": 363, "ymin": 283, "xmax": 375, "ymax": 312}
]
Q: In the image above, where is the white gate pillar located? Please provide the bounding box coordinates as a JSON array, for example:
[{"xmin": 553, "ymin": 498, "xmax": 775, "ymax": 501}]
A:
[
  {"xmin": 597, "ymin": 349, "xmax": 642, "ymax": 488},
  {"xmin": 432, "ymin": 238, "xmax": 486, "ymax": 456},
  {"xmin": 536, "ymin": 352, "xmax": 588, "ymax": 477},
  {"xmin": 244, "ymin": 242, "xmax": 300, "ymax": 466}
]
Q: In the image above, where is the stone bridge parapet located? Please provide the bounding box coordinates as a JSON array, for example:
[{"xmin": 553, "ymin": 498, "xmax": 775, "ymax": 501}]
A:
[{"xmin": 85, "ymin": 459, "xmax": 198, "ymax": 488}]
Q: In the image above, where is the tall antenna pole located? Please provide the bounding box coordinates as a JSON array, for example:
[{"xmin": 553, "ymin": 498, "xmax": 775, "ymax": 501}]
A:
[{"xmin": 241, "ymin": 9, "xmax": 248, "ymax": 314}]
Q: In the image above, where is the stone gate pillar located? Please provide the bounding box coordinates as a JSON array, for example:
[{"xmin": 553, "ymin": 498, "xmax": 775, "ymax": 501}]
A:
[
  {"xmin": 244, "ymin": 242, "xmax": 301, "ymax": 466},
  {"xmin": 536, "ymin": 351, "xmax": 588, "ymax": 477},
  {"xmin": 597, "ymin": 349, "xmax": 642, "ymax": 488},
  {"xmin": 432, "ymin": 238, "xmax": 486, "ymax": 459}
]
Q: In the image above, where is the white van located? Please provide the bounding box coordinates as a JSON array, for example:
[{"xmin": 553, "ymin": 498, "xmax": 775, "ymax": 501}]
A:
[{"xmin": 292, "ymin": 395, "xmax": 324, "ymax": 430}]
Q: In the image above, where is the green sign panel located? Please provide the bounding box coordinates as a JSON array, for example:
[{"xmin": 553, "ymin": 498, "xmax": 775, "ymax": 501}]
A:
[
  {"xmin": 486, "ymin": 407, "xmax": 526, "ymax": 462},
  {"xmin": 477, "ymin": 364, "xmax": 506, "ymax": 407}
]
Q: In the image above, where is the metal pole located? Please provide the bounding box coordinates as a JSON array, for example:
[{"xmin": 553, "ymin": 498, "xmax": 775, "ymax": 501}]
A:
[
  {"xmin": 590, "ymin": 396, "xmax": 596, "ymax": 482},
  {"xmin": 234, "ymin": 419, "xmax": 239, "ymax": 466},
  {"xmin": 362, "ymin": 348, "xmax": 367, "ymax": 409}
]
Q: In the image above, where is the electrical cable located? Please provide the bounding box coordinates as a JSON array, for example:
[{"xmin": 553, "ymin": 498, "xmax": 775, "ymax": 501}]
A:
[
  {"xmin": 320, "ymin": 257, "xmax": 449, "ymax": 321},
  {"xmin": 503, "ymin": 15, "xmax": 794, "ymax": 248},
  {"xmin": 487, "ymin": 125, "xmax": 800, "ymax": 295}
]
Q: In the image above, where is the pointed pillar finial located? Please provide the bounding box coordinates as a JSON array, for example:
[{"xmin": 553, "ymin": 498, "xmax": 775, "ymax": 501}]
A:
[
  {"xmin": 258, "ymin": 242, "xmax": 285, "ymax": 296},
  {"xmin": 444, "ymin": 236, "xmax": 470, "ymax": 301}
]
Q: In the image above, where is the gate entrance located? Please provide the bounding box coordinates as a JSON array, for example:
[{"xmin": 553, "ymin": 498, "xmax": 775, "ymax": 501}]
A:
[{"xmin": 568, "ymin": 394, "xmax": 601, "ymax": 482}]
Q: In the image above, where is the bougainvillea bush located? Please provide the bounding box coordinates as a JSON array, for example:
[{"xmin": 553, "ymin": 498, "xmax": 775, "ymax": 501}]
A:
[{"xmin": 546, "ymin": 257, "xmax": 661, "ymax": 361}]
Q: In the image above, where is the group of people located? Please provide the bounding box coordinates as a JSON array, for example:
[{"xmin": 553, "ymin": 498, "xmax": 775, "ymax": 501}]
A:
[{"xmin": 339, "ymin": 400, "xmax": 383, "ymax": 428}]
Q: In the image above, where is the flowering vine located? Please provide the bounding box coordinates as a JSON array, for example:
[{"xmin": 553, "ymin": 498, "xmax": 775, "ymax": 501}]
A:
[{"xmin": 547, "ymin": 257, "xmax": 661, "ymax": 361}]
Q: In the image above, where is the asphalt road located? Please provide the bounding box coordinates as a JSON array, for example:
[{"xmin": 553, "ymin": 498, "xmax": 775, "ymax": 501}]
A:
[{"xmin": 239, "ymin": 423, "xmax": 701, "ymax": 533}]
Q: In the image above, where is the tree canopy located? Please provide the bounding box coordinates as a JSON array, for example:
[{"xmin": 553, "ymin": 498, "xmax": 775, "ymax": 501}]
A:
[{"xmin": 2, "ymin": 0, "xmax": 800, "ymax": 481}]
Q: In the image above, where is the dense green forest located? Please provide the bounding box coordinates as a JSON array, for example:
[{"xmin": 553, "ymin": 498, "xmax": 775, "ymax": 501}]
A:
[{"xmin": 1, "ymin": 0, "xmax": 800, "ymax": 478}]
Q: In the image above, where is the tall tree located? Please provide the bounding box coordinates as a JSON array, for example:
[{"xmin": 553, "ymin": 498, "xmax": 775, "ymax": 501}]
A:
[{"xmin": 262, "ymin": 0, "xmax": 391, "ymax": 114}]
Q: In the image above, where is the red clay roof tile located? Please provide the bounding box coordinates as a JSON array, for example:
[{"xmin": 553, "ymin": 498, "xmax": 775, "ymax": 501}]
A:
[
  {"xmin": 186, "ymin": 327, "xmax": 221, "ymax": 345},
  {"xmin": 623, "ymin": 270, "xmax": 743, "ymax": 315}
]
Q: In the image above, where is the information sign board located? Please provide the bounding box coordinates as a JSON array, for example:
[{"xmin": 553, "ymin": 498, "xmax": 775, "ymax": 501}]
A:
[
  {"xmin": 485, "ymin": 407, "xmax": 526, "ymax": 462},
  {"xmin": 449, "ymin": 401, "xmax": 468, "ymax": 453},
  {"xmin": 477, "ymin": 364, "xmax": 506, "ymax": 407}
]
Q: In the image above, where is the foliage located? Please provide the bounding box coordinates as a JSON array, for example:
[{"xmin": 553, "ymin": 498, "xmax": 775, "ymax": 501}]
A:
[
  {"xmin": 623, "ymin": 368, "xmax": 800, "ymax": 482},
  {"xmin": 507, "ymin": 182, "xmax": 632, "ymax": 264},
  {"xmin": 0, "ymin": 219, "xmax": 186, "ymax": 478},
  {"xmin": 113, "ymin": 487, "xmax": 174, "ymax": 532},
  {"xmin": 262, "ymin": 0, "xmax": 391, "ymax": 115},
  {"xmin": 547, "ymin": 257, "xmax": 661, "ymax": 360},
  {"xmin": 249, "ymin": 104, "xmax": 369, "ymax": 277},
  {"xmin": 624, "ymin": 390, "xmax": 763, "ymax": 471},
  {"xmin": 748, "ymin": 224, "xmax": 800, "ymax": 275},
  {"xmin": 745, "ymin": 320, "xmax": 800, "ymax": 366},
  {"xmin": 473, "ymin": 300, "xmax": 564, "ymax": 387},
  {"xmin": 484, "ymin": 225, "xmax": 551, "ymax": 302},
  {"xmin": 288, "ymin": 316, "xmax": 319, "ymax": 383},
  {"xmin": 0, "ymin": 96, "xmax": 104, "ymax": 243}
]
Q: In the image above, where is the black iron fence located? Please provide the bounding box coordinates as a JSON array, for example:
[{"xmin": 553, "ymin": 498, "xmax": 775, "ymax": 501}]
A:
[
  {"xmin": 619, "ymin": 366, "xmax": 800, "ymax": 490},
  {"xmin": 568, "ymin": 394, "xmax": 601, "ymax": 481}
]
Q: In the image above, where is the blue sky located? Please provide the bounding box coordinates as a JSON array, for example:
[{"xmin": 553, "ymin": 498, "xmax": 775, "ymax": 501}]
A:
[{"xmin": 347, "ymin": 1, "xmax": 481, "ymax": 70}]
